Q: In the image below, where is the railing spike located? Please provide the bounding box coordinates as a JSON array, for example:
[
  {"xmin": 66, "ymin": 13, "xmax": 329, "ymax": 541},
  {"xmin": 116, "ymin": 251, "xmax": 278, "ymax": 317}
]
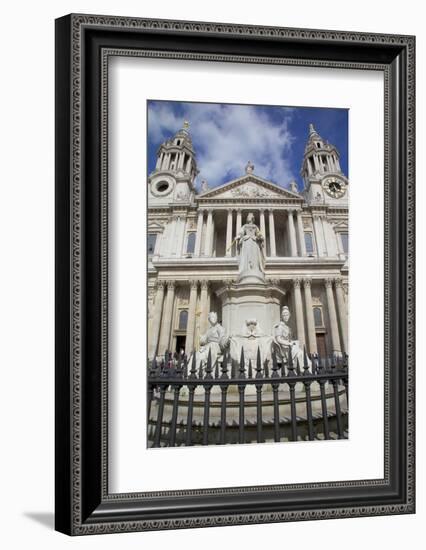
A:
[
  {"xmin": 256, "ymin": 347, "xmax": 263, "ymax": 378},
  {"xmin": 264, "ymin": 359, "xmax": 269, "ymax": 378},
  {"xmin": 248, "ymin": 359, "xmax": 253, "ymax": 379},
  {"xmin": 287, "ymin": 344, "xmax": 294, "ymax": 368},
  {"xmin": 214, "ymin": 361, "xmax": 219, "ymax": 379},
  {"xmin": 205, "ymin": 348, "xmax": 213, "ymax": 379}
]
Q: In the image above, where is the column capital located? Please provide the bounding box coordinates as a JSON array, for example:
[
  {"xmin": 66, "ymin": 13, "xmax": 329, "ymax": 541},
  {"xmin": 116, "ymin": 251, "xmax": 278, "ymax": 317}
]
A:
[
  {"xmin": 293, "ymin": 278, "xmax": 302, "ymax": 289},
  {"xmin": 324, "ymin": 278, "xmax": 334, "ymax": 289},
  {"xmin": 189, "ymin": 279, "xmax": 199, "ymax": 290},
  {"xmin": 166, "ymin": 280, "xmax": 176, "ymax": 290},
  {"xmin": 334, "ymin": 276, "xmax": 344, "ymax": 288},
  {"xmin": 200, "ymin": 280, "xmax": 210, "ymax": 290},
  {"xmin": 156, "ymin": 280, "xmax": 166, "ymax": 290},
  {"xmin": 303, "ymin": 277, "xmax": 312, "ymax": 289}
]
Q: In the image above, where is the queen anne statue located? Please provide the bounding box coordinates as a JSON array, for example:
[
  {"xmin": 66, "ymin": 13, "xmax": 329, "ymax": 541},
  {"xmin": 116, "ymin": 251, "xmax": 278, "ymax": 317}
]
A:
[{"xmin": 236, "ymin": 212, "xmax": 265, "ymax": 283}]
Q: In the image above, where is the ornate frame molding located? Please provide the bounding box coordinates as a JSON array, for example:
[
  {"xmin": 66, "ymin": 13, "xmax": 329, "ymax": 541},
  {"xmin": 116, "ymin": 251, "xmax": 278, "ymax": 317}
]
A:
[{"xmin": 55, "ymin": 13, "xmax": 415, "ymax": 535}]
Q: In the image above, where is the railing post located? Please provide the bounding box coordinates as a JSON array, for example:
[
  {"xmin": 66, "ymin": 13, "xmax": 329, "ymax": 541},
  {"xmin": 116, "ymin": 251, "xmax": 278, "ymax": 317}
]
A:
[
  {"xmin": 271, "ymin": 349, "xmax": 280, "ymax": 442},
  {"xmin": 202, "ymin": 349, "xmax": 213, "ymax": 445},
  {"xmin": 255, "ymin": 347, "xmax": 264, "ymax": 444},
  {"xmin": 219, "ymin": 350, "xmax": 229, "ymax": 445},
  {"xmin": 238, "ymin": 347, "xmax": 246, "ymax": 444},
  {"xmin": 153, "ymin": 385, "xmax": 167, "ymax": 447}
]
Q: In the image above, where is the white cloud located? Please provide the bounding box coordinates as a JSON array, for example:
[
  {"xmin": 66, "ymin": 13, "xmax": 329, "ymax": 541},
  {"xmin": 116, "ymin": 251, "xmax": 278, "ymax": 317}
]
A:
[{"xmin": 148, "ymin": 102, "xmax": 296, "ymax": 189}]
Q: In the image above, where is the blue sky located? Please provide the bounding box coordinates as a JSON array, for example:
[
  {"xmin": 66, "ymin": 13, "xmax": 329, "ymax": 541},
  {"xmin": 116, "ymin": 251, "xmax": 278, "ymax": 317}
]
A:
[{"xmin": 147, "ymin": 100, "xmax": 348, "ymax": 192}]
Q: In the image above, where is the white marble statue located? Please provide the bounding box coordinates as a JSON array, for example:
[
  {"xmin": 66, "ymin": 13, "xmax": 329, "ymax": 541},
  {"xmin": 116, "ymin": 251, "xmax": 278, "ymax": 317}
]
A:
[
  {"xmin": 229, "ymin": 319, "xmax": 273, "ymax": 368},
  {"xmin": 272, "ymin": 306, "xmax": 310, "ymax": 369},
  {"xmin": 191, "ymin": 312, "xmax": 229, "ymax": 372},
  {"xmin": 236, "ymin": 212, "xmax": 265, "ymax": 283}
]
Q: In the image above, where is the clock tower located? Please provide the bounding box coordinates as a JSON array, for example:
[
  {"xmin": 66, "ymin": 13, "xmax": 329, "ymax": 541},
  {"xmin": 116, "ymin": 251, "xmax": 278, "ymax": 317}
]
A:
[
  {"xmin": 300, "ymin": 123, "xmax": 348, "ymax": 208},
  {"xmin": 148, "ymin": 121, "xmax": 198, "ymax": 206}
]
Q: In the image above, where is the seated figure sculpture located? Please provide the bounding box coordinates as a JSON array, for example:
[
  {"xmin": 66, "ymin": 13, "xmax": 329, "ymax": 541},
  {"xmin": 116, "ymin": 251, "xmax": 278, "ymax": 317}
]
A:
[
  {"xmin": 191, "ymin": 311, "xmax": 229, "ymax": 372},
  {"xmin": 272, "ymin": 306, "xmax": 309, "ymax": 370},
  {"xmin": 229, "ymin": 319, "xmax": 273, "ymax": 368}
]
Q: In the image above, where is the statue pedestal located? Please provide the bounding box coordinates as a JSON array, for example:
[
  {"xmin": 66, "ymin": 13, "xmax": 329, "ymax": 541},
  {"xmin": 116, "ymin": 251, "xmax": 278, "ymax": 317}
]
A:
[{"xmin": 217, "ymin": 282, "xmax": 286, "ymax": 337}]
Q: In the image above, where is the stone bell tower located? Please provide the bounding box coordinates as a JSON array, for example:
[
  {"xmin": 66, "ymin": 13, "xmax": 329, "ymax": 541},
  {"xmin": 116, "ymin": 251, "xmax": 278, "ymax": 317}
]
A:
[
  {"xmin": 148, "ymin": 121, "xmax": 198, "ymax": 205},
  {"xmin": 301, "ymin": 123, "xmax": 348, "ymax": 207}
]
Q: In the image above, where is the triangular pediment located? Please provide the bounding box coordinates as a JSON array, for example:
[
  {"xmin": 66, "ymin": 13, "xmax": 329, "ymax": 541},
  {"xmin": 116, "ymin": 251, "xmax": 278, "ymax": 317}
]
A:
[
  {"xmin": 333, "ymin": 220, "xmax": 349, "ymax": 230},
  {"xmin": 198, "ymin": 175, "xmax": 302, "ymax": 200},
  {"xmin": 148, "ymin": 220, "xmax": 165, "ymax": 231}
]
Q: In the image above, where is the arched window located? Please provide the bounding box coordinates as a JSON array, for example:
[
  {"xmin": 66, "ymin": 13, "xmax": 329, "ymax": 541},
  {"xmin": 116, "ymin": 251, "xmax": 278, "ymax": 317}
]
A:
[
  {"xmin": 179, "ymin": 310, "xmax": 188, "ymax": 330},
  {"xmin": 186, "ymin": 233, "xmax": 196, "ymax": 254},
  {"xmin": 313, "ymin": 307, "xmax": 323, "ymax": 327}
]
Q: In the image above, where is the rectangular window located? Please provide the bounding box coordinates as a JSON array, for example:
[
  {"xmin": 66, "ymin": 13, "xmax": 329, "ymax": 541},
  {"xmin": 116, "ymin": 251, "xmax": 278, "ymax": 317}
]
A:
[
  {"xmin": 147, "ymin": 233, "xmax": 157, "ymax": 255},
  {"xmin": 304, "ymin": 232, "xmax": 314, "ymax": 254},
  {"xmin": 340, "ymin": 232, "xmax": 349, "ymax": 254},
  {"xmin": 186, "ymin": 232, "xmax": 196, "ymax": 254}
]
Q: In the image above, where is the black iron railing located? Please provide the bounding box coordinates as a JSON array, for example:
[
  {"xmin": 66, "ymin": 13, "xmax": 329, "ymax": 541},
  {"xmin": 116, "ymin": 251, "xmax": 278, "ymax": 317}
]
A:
[{"xmin": 147, "ymin": 347, "xmax": 348, "ymax": 448}]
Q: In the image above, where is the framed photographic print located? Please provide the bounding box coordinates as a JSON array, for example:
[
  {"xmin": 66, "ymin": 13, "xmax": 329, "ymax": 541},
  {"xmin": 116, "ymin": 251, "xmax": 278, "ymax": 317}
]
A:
[{"xmin": 55, "ymin": 14, "xmax": 415, "ymax": 535}]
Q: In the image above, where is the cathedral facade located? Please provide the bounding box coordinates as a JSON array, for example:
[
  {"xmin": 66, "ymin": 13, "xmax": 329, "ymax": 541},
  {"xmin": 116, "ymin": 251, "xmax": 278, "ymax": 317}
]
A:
[{"xmin": 147, "ymin": 122, "xmax": 349, "ymax": 360}]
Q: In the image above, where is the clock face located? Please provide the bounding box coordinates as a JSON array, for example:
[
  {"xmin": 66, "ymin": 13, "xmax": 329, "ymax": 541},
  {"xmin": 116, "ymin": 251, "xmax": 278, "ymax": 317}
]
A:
[{"xmin": 323, "ymin": 177, "xmax": 346, "ymax": 199}]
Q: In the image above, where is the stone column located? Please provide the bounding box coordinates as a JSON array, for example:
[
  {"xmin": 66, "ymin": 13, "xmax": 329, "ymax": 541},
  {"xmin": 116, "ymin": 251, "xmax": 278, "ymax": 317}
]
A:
[
  {"xmin": 313, "ymin": 155, "xmax": 320, "ymax": 172},
  {"xmin": 236, "ymin": 209, "xmax": 242, "ymax": 255},
  {"xmin": 236, "ymin": 209, "xmax": 242, "ymax": 234},
  {"xmin": 199, "ymin": 280, "xmax": 210, "ymax": 335},
  {"xmin": 287, "ymin": 210, "xmax": 298, "ymax": 257},
  {"xmin": 320, "ymin": 217, "xmax": 330, "ymax": 256},
  {"xmin": 194, "ymin": 210, "xmax": 204, "ymax": 257},
  {"xmin": 293, "ymin": 279, "xmax": 305, "ymax": 347},
  {"xmin": 269, "ymin": 210, "xmax": 276, "ymax": 257},
  {"xmin": 203, "ymin": 209, "xmax": 213, "ymax": 256},
  {"xmin": 313, "ymin": 215, "xmax": 324, "ymax": 257},
  {"xmin": 148, "ymin": 280, "xmax": 166, "ymax": 358},
  {"xmin": 296, "ymin": 210, "xmax": 307, "ymax": 256},
  {"xmin": 226, "ymin": 209, "xmax": 233, "ymax": 256},
  {"xmin": 334, "ymin": 277, "xmax": 348, "ymax": 353},
  {"xmin": 162, "ymin": 152, "xmax": 170, "ymax": 170},
  {"xmin": 185, "ymin": 280, "xmax": 198, "ymax": 355},
  {"xmin": 303, "ymin": 278, "xmax": 317, "ymax": 354},
  {"xmin": 325, "ymin": 278, "xmax": 341, "ymax": 355},
  {"xmin": 260, "ymin": 209, "xmax": 266, "ymax": 250},
  {"xmin": 158, "ymin": 281, "xmax": 176, "ymax": 355}
]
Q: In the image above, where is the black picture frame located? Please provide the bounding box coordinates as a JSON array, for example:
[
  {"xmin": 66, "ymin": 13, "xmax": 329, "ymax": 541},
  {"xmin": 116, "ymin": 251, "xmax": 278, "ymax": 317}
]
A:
[{"xmin": 55, "ymin": 14, "xmax": 415, "ymax": 535}]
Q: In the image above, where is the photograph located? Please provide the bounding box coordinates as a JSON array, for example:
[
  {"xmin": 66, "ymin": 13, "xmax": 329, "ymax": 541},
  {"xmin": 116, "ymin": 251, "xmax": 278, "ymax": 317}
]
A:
[{"xmin": 146, "ymin": 100, "xmax": 349, "ymax": 447}]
